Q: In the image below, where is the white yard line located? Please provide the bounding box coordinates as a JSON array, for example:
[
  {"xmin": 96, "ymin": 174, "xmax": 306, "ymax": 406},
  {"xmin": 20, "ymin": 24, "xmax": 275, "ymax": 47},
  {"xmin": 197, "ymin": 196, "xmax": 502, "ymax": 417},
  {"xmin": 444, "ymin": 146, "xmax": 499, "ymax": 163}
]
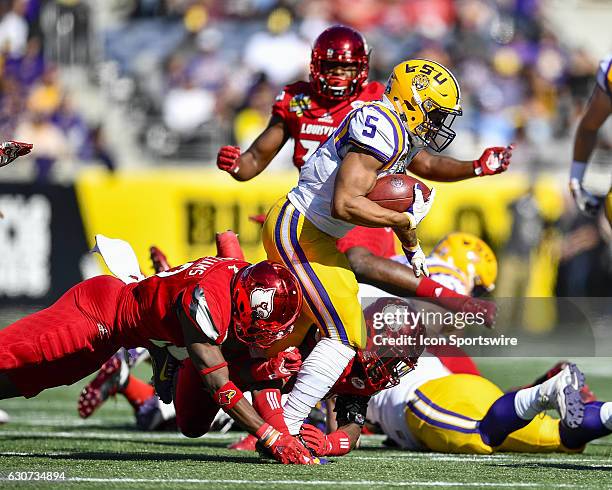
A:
[
  {"xmin": 350, "ymin": 454, "xmax": 612, "ymax": 466},
  {"xmin": 0, "ymin": 429, "xmax": 236, "ymax": 441},
  {"xmin": 0, "ymin": 478, "xmax": 593, "ymax": 488}
]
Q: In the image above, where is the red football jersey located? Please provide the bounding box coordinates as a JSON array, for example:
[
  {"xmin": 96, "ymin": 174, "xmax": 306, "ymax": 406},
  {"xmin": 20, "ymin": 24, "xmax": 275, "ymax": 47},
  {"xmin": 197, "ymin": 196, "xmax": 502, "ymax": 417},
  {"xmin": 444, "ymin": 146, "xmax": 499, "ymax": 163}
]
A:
[
  {"xmin": 119, "ymin": 256, "xmax": 248, "ymax": 348},
  {"xmin": 272, "ymin": 80, "xmax": 385, "ymax": 168}
]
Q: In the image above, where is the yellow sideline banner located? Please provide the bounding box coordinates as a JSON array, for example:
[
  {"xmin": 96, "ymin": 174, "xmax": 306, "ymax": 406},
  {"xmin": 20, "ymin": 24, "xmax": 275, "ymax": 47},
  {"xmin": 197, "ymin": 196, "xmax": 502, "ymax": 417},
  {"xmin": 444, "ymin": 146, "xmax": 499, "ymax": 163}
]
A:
[{"xmin": 74, "ymin": 168, "xmax": 564, "ymax": 276}]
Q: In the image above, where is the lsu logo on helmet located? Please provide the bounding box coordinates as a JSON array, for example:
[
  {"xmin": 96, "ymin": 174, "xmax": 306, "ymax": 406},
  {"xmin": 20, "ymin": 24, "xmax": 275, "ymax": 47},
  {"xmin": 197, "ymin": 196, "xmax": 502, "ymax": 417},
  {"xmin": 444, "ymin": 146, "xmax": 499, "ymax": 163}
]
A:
[{"xmin": 250, "ymin": 287, "xmax": 276, "ymax": 320}]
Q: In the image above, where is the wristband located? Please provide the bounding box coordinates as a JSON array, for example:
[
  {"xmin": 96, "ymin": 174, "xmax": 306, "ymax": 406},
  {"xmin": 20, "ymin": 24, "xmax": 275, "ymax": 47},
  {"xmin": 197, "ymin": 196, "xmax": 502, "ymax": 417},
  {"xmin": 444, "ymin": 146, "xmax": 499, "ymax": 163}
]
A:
[
  {"xmin": 199, "ymin": 361, "xmax": 228, "ymax": 376},
  {"xmin": 416, "ymin": 276, "xmax": 464, "ymax": 299},
  {"xmin": 327, "ymin": 430, "xmax": 351, "ymax": 456},
  {"xmin": 570, "ymin": 161, "xmax": 588, "ymax": 183},
  {"xmin": 255, "ymin": 422, "xmax": 281, "ymax": 448},
  {"xmin": 213, "ymin": 381, "xmax": 244, "ymax": 411},
  {"xmin": 472, "ymin": 159, "xmax": 482, "ymax": 176}
]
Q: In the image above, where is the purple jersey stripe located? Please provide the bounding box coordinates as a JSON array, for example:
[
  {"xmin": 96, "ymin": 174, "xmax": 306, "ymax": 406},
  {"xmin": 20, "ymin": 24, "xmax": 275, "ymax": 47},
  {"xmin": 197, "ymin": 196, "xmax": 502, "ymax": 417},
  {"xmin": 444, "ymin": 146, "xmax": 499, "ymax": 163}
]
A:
[
  {"xmin": 288, "ymin": 208, "xmax": 350, "ymax": 345},
  {"xmin": 407, "ymin": 400, "xmax": 480, "ymax": 434},
  {"xmin": 273, "ymin": 200, "xmax": 331, "ymax": 338},
  {"xmin": 414, "ymin": 389, "xmax": 477, "ymax": 422}
]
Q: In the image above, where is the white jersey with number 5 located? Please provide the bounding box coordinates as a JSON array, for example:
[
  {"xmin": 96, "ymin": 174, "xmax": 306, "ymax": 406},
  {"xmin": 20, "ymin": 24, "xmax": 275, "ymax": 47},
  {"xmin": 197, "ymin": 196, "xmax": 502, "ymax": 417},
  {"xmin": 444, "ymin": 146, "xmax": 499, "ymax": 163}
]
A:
[{"xmin": 287, "ymin": 98, "xmax": 419, "ymax": 238}]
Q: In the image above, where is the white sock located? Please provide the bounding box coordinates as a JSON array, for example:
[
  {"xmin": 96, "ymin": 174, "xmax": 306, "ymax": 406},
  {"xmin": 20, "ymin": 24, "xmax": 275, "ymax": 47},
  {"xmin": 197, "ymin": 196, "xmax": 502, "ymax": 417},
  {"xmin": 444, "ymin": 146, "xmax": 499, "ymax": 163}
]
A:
[
  {"xmin": 600, "ymin": 402, "xmax": 612, "ymax": 430},
  {"xmin": 283, "ymin": 337, "xmax": 355, "ymax": 435},
  {"xmin": 514, "ymin": 386, "xmax": 542, "ymax": 420}
]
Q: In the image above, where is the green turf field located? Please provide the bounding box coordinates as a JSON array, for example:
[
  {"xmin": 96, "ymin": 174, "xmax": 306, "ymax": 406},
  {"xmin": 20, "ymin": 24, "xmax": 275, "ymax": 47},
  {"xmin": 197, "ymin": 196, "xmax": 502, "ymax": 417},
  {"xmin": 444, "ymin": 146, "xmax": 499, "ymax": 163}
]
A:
[{"xmin": 1, "ymin": 358, "xmax": 611, "ymax": 489}]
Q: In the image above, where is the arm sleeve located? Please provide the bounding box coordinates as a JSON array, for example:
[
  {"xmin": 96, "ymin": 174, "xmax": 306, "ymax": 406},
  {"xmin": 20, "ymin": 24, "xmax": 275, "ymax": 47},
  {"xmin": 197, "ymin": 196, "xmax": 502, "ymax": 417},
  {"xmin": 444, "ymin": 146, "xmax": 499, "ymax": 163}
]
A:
[
  {"xmin": 428, "ymin": 272, "xmax": 468, "ymax": 296},
  {"xmin": 340, "ymin": 105, "xmax": 405, "ymax": 165},
  {"xmin": 336, "ymin": 226, "xmax": 397, "ymax": 258},
  {"xmin": 596, "ymin": 55, "xmax": 612, "ymax": 96},
  {"xmin": 178, "ymin": 284, "xmax": 227, "ymax": 345}
]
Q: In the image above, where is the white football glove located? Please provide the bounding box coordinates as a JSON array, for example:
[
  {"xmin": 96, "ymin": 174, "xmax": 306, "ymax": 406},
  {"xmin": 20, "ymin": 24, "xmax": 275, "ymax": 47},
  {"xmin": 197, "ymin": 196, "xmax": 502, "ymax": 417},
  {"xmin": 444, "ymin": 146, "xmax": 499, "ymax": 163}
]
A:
[
  {"xmin": 405, "ymin": 184, "xmax": 435, "ymax": 230},
  {"xmin": 403, "ymin": 241, "xmax": 429, "ymax": 277},
  {"xmin": 569, "ymin": 178, "xmax": 603, "ymax": 217}
]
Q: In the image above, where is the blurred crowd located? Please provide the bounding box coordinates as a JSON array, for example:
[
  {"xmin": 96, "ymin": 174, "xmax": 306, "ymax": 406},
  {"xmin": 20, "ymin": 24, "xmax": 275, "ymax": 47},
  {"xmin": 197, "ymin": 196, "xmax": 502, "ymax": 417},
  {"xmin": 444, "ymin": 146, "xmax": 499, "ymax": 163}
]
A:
[
  {"xmin": 0, "ymin": 0, "xmax": 114, "ymax": 181},
  {"xmin": 91, "ymin": 0, "xmax": 603, "ymax": 168}
]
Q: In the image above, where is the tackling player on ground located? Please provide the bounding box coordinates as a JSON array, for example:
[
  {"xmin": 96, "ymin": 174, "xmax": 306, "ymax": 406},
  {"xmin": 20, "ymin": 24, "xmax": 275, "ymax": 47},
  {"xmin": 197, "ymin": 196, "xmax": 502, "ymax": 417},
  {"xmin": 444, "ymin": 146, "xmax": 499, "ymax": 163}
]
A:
[
  {"xmin": 300, "ymin": 236, "xmax": 611, "ymax": 457},
  {"xmin": 0, "ymin": 253, "xmax": 317, "ymax": 464},
  {"xmin": 570, "ymin": 53, "xmax": 612, "ymax": 222}
]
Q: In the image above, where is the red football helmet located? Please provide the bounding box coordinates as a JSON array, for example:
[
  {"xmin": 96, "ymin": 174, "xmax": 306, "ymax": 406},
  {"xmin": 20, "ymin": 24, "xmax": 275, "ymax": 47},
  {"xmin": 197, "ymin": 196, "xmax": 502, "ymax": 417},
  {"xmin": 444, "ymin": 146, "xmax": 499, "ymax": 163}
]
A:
[
  {"xmin": 231, "ymin": 261, "xmax": 303, "ymax": 349},
  {"xmin": 334, "ymin": 297, "xmax": 426, "ymax": 396},
  {"xmin": 310, "ymin": 25, "xmax": 370, "ymax": 100}
]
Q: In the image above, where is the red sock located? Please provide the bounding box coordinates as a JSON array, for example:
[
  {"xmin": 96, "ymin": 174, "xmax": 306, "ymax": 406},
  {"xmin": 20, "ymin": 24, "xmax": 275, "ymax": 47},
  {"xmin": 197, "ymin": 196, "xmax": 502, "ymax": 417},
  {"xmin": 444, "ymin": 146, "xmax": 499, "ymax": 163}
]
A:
[
  {"xmin": 415, "ymin": 276, "xmax": 464, "ymax": 299},
  {"xmin": 253, "ymin": 389, "xmax": 288, "ymax": 433},
  {"xmin": 215, "ymin": 231, "xmax": 245, "ymax": 260},
  {"xmin": 121, "ymin": 375, "xmax": 155, "ymax": 410}
]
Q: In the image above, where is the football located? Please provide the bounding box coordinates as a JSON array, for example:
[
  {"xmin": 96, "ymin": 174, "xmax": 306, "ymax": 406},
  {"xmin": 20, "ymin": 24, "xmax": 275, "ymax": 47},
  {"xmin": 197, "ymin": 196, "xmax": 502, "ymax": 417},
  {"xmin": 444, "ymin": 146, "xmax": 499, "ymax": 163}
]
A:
[{"xmin": 366, "ymin": 174, "xmax": 431, "ymax": 212}]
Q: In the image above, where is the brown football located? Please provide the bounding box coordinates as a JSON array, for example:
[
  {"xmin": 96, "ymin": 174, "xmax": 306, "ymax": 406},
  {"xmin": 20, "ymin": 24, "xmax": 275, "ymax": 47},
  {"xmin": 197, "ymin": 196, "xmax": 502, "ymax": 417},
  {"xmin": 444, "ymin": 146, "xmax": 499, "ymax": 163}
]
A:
[{"xmin": 366, "ymin": 174, "xmax": 431, "ymax": 212}]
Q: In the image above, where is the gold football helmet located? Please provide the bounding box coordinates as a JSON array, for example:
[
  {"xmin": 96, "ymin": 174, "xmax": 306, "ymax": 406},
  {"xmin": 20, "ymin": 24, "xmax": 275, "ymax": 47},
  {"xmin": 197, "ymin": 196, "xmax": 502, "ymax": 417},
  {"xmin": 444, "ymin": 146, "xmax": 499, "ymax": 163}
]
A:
[
  {"xmin": 385, "ymin": 59, "xmax": 462, "ymax": 152},
  {"xmin": 431, "ymin": 232, "xmax": 497, "ymax": 292}
]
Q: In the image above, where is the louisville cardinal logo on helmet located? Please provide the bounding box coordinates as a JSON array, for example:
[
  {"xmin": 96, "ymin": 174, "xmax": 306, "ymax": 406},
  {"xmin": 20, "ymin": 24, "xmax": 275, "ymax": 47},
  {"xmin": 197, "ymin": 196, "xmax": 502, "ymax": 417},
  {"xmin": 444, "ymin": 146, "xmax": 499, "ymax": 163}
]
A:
[{"xmin": 250, "ymin": 287, "xmax": 276, "ymax": 320}]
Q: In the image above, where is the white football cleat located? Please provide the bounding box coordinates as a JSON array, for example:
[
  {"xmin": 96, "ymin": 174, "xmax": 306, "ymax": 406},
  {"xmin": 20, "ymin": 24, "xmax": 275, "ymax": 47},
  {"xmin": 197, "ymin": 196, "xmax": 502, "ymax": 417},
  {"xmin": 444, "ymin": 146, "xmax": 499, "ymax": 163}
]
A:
[
  {"xmin": 0, "ymin": 408, "xmax": 9, "ymax": 424},
  {"xmin": 538, "ymin": 362, "xmax": 585, "ymax": 429}
]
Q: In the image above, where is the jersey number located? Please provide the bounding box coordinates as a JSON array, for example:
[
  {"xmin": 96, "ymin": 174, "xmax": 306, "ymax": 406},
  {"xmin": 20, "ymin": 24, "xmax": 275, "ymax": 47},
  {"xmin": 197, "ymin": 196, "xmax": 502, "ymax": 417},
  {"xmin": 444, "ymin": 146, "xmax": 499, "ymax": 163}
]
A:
[
  {"xmin": 301, "ymin": 139, "xmax": 320, "ymax": 163},
  {"xmin": 362, "ymin": 115, "xmax": 379, "ymax": 138},
  {"xmin": 156, "ymin": 262, "xmax": 193, "ymax": 278}
]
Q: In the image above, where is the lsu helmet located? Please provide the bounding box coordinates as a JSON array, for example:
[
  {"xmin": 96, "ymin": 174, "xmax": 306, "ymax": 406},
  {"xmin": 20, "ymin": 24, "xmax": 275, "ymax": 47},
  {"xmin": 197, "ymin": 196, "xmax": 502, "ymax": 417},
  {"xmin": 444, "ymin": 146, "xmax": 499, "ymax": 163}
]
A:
[
  {"xmin": 310, "ymin": 25, "xmax": 370, "ymax": 100},
  {"xmin": 431, "ymin": 233, "xmax": 498, "ymax": 293},
  {"xmin": 231, "ymin": 261, "xmax": 303, "ymax": 349},
  {"xmin": 385, "ymin": 59, "xmax": 462, "ymax": 152}
]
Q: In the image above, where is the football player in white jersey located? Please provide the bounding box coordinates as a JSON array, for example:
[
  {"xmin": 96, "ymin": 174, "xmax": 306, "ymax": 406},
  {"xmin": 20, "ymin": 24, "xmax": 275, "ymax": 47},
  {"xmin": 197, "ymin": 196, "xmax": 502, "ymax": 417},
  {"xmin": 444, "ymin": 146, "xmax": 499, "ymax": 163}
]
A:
[
  {"xmin": 570, "ymin": 54, "xmax": 612, "ymax": 222},
  {"xmin": 262, "ymin": 59, "xmax": 513, "ymax": 436}
]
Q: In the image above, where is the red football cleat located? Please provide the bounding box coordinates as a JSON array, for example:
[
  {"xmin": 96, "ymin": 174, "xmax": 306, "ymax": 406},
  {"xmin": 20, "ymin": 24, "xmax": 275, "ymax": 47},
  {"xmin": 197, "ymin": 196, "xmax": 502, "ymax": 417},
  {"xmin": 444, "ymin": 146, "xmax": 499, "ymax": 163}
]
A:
[
  {"xmin": 228, "ymin": 434, "xmax": 257, "ymax": 451},
  {"xmin": 78, "ymin": 352, "xmax": 128, "ymax": 419}
]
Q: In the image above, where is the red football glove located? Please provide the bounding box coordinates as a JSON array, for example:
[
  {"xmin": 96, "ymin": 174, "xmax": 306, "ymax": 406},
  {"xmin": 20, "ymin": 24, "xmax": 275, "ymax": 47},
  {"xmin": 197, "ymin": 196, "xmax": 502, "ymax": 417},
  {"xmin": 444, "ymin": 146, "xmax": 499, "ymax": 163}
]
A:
[
  {"xmin": 251, "ymin": 347, "xmax": 302, "ymax": 381},
  {"xmin": 256, "ymin": 423, "xmax": 315, "ymax": 464},
  {"xmin": 0, "ymin": 141, "xmax": 33, "ymax": 167},
  {"xmin": 473, "ymin": 144, "xmax": 513, "ymax": 176},
  {"xmin": 299, "ymin": 424, "xmax": 352, "ymax": 456},
  {"xmin": 217, "ymin": 145, "xmax": 241, "ymax": 174},
  {"xmin": 462, "ymin": 297, "xmax": 497, "ymax": 329}
]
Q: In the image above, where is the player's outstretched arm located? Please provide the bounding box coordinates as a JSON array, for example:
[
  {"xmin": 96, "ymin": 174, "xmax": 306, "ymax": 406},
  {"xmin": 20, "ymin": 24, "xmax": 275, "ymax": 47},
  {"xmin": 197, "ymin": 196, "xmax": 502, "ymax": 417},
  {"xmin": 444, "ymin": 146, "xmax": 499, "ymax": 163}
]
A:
[
  {"xmin": 570, "ymin": 85, "xmax": 611, "ymax": 215},
  {"xmin": 217, "ymin": 115, "xmax": 290, "ymax": 181},
  {"xmin": 573, "ymin": 86, "xmax": 612, "ymax": 164},
  {"xmin": 410, "ymin": 145, "xmax": 513, "ymax": 182},
  {"xmin": 332, "ymin": 149, "xmax": 420, "ymax": 229},
  {"xmin": 180, "ymin": 313, "xmax": 313, "ymax": 464}
]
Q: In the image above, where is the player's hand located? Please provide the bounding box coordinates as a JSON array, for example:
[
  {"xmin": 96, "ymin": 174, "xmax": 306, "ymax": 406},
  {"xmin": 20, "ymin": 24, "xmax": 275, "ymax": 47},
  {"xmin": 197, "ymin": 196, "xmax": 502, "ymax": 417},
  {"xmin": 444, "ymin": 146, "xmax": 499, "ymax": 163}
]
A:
[
  {"xmin": 462, "ymin": 297, "xmax": 497, "ymax": 329},
  {"xmin": 217, "ymin": 145, "xmax": 241, "ymax": 174},
  {"xmin": 403, "ymin": 241, "xmax": 429, "ymax": 278},
  {"xmin": 251, "ymin": 347, "xmax": 302, "ymax": 381},
  {"xmin": 473, "ymin": 144, "xmax": 513, "ymax": 176},
  {"xmin": 299, "ymin": 424, "xmax": 352, "ymax": 456},
  {"xmin": 404, "ymin": 185, "xmax": 435, "ymax": 229},
  {"xmin": 257, "ymin": 424, "xmax": 315, "ymax": 464},
  {"xmin": 0, "ymin": 141, "xmax": 33, "ymax": 167},
  {"xmin": 569, "ymin": 178, "xmax": 603, "ymax": 217},
  {"xmin": 299, "ymin": 424, "xmax": 328, "ymax": 456}
]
